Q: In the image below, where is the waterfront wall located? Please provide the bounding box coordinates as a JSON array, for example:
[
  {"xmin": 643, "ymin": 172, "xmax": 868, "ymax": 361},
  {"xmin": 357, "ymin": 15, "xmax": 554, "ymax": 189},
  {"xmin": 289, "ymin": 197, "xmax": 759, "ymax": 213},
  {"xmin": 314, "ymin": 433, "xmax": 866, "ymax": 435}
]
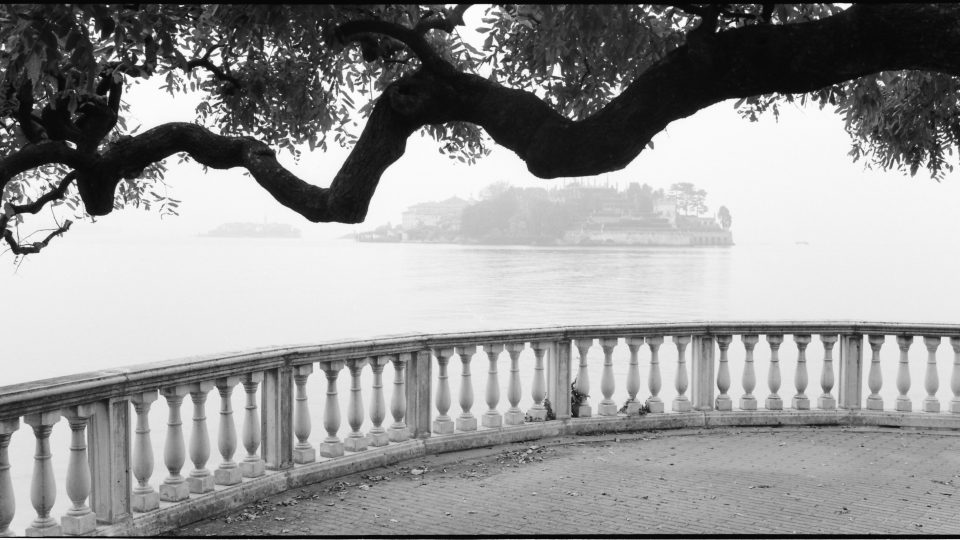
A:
[
  {"xmin": 0, "ymin": 322, "xmax": 958, "ymax": 536},
  {"xmin": 562, "ymin": 229, "xmax": 733, "ymax": 246}
]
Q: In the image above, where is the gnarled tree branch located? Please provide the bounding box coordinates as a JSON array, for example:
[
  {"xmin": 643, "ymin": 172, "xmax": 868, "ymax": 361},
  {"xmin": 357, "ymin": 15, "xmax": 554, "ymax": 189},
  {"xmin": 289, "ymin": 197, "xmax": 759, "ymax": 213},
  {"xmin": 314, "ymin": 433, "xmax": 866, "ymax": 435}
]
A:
[
  {"xmin": 10, "ymin": 171, "xmax": 76, "ymax": 215},
  {"xmin": 1, "ymin": 217, "xmax": 71, "ymax": 255},
  {"xmin": 0, "ymin": 142, "xmax": 92, "ymax": 189}
]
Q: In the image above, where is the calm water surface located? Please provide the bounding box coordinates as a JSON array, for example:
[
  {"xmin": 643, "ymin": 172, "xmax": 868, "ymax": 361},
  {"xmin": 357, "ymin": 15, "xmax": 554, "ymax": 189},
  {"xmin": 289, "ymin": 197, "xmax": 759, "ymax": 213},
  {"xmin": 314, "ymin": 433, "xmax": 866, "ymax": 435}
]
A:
[{"xmin": 4, "ymin": 237, "xmax": 957, "ymax": 382}]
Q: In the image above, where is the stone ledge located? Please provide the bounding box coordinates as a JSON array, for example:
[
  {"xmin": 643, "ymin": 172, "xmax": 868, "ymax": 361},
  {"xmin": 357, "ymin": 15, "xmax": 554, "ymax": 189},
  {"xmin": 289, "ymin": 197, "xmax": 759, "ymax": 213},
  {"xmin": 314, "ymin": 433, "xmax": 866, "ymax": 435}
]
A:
[
  {"xmin": 850, "ymin": 410, "xmax": 960, "ymax": 430},
  {"xmin": 704, "ymin": 409, "xmax": 852, "ymax": 427}
]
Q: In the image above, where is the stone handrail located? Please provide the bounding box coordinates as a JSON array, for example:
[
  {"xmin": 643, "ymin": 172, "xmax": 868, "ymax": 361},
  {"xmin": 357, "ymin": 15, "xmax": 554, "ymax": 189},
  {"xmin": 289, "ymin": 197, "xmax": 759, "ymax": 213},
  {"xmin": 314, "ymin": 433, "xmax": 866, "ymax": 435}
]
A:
[{"xmin": 1, "ymin": 321, "xmax": 959, "ymax": 536}]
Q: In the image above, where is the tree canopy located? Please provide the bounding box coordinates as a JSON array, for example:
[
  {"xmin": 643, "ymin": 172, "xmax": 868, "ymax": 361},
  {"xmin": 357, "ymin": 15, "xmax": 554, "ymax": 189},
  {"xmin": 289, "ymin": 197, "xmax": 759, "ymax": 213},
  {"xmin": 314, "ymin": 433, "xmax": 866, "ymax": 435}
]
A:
[
  {"xmin": 2, "ymin": 3, "xmax": 960, "ymax": 256},
  {"xmin": 669, "ymin": 182, "xmax": 707, "ymax": 216}
]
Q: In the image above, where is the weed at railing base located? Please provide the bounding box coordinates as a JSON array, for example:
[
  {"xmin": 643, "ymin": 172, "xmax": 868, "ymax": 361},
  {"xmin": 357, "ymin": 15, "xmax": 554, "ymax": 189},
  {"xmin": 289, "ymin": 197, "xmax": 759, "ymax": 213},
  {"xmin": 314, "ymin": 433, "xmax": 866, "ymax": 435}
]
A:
[
  {"xmin": 524, "ymin": 398, "xmax": 556, "ymax": 422},
  {"xmin": 571, "ymin": 379, "xmax": 588, "ymax": 418},
  {"xmin": 618, "ymin": 399, "xmax": 650, "ymax": 416}
]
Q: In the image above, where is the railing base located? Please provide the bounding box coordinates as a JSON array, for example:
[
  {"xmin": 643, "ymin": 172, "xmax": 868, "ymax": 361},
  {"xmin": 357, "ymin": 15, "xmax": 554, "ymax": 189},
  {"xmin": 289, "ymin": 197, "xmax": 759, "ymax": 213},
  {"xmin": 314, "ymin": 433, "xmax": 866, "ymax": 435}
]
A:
[{"xmin": 96, "ymin": 410, "xmax": 960, "ymax": 537}]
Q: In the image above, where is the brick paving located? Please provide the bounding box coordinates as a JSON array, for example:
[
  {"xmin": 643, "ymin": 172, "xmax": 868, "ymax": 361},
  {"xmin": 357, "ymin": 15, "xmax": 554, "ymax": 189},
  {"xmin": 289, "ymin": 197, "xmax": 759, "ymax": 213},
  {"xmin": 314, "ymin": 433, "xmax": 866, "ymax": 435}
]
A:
[{"xmin": 170, "ymin": 426, "xmax": 960, "ymax": 536}]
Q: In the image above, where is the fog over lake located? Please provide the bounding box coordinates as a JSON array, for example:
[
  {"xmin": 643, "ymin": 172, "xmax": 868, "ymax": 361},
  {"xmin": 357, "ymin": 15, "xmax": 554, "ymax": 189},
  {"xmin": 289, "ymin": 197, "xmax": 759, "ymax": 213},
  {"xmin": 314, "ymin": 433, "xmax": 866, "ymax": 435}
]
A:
[{"xmin": 2, "ymin": 235, "xmax": 958, "ymax": 384}]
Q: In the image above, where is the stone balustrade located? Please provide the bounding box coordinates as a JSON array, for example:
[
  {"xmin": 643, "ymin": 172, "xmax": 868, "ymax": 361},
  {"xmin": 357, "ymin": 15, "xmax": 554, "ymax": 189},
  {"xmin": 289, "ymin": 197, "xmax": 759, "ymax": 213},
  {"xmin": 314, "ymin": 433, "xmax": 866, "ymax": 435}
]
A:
[{"xmin": 1, "ymin": 322, "xmax": 959, "ymax": 536}]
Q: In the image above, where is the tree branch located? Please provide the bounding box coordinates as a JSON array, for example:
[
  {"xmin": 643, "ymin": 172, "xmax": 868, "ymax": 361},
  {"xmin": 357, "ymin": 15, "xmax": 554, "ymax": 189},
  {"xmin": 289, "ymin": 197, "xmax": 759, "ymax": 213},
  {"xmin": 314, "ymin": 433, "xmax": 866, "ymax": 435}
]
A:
[
  {"xmin": 185, "ymin": 57, "xmax": 241, "ymax": 88},
  {"xmin": 330, "ymin": 19, "xmax": 454, "ymax": 74},
  {"xmin": 1, "ymin": 217, "xmax": 71, "ymax": 255},
  {"xmin": 0, "ymin": 142, "xmax": 92, "ymax": 191},
  {"xmin": 59, "ymin": 69, "xmax": 427, "ymax": 221},
  {"xmin": 9, "ymin": 172, "xmax": 77, "ymax": 215},
  {"xmin": 15, "ymin": 79, "xmax": 45, "ymax": 143}
]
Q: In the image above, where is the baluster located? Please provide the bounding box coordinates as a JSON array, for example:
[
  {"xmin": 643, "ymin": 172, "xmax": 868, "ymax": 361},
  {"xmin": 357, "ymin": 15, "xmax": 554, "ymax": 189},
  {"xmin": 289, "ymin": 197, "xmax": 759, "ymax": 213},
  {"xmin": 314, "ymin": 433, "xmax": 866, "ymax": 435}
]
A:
[
  {"xmin": 527, "ymin": 343, "xmax": 550, "ymax": 421},
  {"xmin": 319, "ymin": 361, "xmax": 345, "ymax": 458},
  {"xmin": 599, "ymin": 338, "xmax": 619, "ymax": 416},
  {"xmin": 765, "ymin": 334, "xmax": 783, "ymax": 410},
  {"xmin": 625, "ymin": 338, "xmax": 645, "ymax": 415},
  {"xmin": 368, "ymin": 356, "xmax": 392, "ymax": 446},
  {"xmin": 24, "ymin": 411, "xmax": 60, "ymax": 537},
  {"xmin": 388, "ymin": 355, "xmax": 410, "ymax": 442},
  {"xmin": 793, "ymin": 335, "xmax": 811, "ymax": 410},
  {"xmin": 345, "ymin": 359, "xmax": 370, "ymax": 451},
  {"xmin": 60, "ymin": 405, "xmax": 97, "ymax": 535},
  {"xmin": 433, "ymin": 349, "xmax": 455, "ymax": 434},
  {"xmin": 924, "ymin": 336, "xmax": 942, "ymax": 412},
  {"xmin": 715, "ymin": 335, "xmax": 733, "ymax": 411},
  {"xmin": 214, "ymin": 377, "xmax": 242, "ymax": 485},
  {"xmin": 740, "ymin": 335, "xmax": 759, "ymax": 410},
  {"xmin": 292, "ymin": 365, "xmax": 316, "ymax": 463},
  {"xmin": 0, "ymin": 419, "xmax": 18, "ymax": 537},
  {"xmin": 159, "ymin": 386, "xmax": 190, "ymax": 501},
  {"xmin": 672, "ymin": 335, "xmax": 692, "ymax": 412},
  {"xmin": 646, "ymin": 336, "xmax": 665, "ymax": 413},
  {"xmin": 505, "ymin": 343, "xmax": 526, "ymax": 425},
  {"xmin": 456, "ymin": 347, "xmax": 479, "ymax": 430},
  {"xmin": 895, "ymin": 336, "xmax": 914, "ymax": 412},
  {"xmin": 129, "ymin": 391, "xmax": 159, "ymax": 512},
  {"xmin": 187, "ymin": 382, "xmax": 214, "ymax": 494},
  {"xmin": 951, "ymin": 338, "xmax": 960, "ymax": 413},
  {"xmin": 866, "ymin": 335, "xmax": 886, "ymax": 410},
  {"xmin": 818, "ymin": 335, "xmax": 838, "ymax": 409},
  {"xmin": 574, "ymin": 339, "xmax": 593, "ymax": 417},
  {"xmin": 239, "ymin": 373, "xmax": 265, "ymax": 478},
  {"xmin": 482, "ymin": 344, "xmax": 504, "ymax": 427}
]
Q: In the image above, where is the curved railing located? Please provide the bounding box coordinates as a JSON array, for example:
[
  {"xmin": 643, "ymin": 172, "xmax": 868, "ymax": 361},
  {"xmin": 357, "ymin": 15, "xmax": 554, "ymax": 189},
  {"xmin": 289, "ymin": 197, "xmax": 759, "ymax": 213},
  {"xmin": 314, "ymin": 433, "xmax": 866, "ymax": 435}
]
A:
[{"xmin": 1, "ymin": 321, "xmax": 959, "ymax": 536}]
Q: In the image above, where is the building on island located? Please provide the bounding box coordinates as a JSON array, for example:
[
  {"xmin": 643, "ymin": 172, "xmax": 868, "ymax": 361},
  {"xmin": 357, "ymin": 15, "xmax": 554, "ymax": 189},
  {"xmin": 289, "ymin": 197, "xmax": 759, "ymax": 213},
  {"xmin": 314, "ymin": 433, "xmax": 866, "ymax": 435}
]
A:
[
  {"xmin": 362, "ymin": 182, "xmax": 733, "ymax": 246},
  {"xmin": 401, "ymin": 196, "xmax": 470, "ymax": 230},
  {"xmin": 400, "ymin": 196, "xmax": 470, "ymax": 241}
]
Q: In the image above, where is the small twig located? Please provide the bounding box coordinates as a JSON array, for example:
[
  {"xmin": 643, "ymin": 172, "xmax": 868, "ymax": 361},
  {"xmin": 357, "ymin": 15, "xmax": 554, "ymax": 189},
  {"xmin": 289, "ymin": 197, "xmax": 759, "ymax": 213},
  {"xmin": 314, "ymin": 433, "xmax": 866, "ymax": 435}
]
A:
[{"xmin": 50, "ymin": 205, "xmax": 62, "ymax": 229}]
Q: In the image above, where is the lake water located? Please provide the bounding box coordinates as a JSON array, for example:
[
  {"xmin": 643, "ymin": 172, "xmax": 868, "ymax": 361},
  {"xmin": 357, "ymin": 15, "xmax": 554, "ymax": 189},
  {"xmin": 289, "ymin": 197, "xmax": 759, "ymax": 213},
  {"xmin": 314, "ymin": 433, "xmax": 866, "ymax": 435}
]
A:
[
  {"xmin": 4, "ymin": 236, "xmax": 958, "ymax": 382},
  {"xmin": 2, "ymin": 236, "xmax": 959, "ymax": 532}
]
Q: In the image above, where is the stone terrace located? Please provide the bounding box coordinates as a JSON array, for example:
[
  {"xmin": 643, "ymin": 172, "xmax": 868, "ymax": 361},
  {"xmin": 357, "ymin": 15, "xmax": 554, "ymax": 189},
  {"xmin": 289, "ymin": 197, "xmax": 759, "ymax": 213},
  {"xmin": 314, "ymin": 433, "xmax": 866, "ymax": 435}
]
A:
[{"xmin": 171, "ymin": 426, "xmax": 960, "ymax": 536}]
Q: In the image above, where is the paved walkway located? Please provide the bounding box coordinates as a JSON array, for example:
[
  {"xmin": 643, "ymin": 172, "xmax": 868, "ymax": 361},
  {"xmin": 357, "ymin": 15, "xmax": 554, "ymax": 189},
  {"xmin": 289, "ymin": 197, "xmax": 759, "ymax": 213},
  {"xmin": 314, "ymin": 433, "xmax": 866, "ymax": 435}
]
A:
[{"xmin": 170, "ymin": 426, "xmax": 960, "ymax": 536}]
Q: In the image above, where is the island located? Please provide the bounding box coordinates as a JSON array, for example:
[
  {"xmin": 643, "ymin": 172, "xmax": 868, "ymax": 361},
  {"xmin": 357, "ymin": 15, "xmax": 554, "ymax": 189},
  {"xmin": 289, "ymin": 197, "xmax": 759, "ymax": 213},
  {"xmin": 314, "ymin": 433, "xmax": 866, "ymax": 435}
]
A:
[{"xmin": 358, "ymin": 181, "xmax": 733, "ymax": 246}]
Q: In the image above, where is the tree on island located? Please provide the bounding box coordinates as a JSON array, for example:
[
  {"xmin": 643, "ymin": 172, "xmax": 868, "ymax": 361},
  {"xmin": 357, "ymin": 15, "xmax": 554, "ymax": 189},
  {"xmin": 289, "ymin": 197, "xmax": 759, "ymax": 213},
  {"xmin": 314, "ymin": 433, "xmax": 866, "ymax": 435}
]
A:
[
  {"xmin": 718, "ymin": 206, "xmax": 732, "ymax": 230},
  {"xmin": 3, "ymin": 4, "xmax": 960, "ymax": 256},
  {"xmin": 669, "ymin": 182, "xmax": 708, "ymax": 216}
]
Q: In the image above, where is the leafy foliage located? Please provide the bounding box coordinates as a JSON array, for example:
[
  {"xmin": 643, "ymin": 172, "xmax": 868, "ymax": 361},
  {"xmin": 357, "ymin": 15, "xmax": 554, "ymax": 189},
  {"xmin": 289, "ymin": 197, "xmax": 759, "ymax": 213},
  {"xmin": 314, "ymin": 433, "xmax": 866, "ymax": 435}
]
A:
[
  {"xmin": 570, "ymin": 379, "xmax": 588, "ymax": 418},
  {"xmin": 735, "ymin": 69, "xmax": 960, "ymax": 180},
  {"xmin": 477, "ymin": 5, "xmax": 693, "ymax": 119},
  {"xmin": 718, "ymin": 205, "xmax": 732, "ymax": 230},
  {"xmin": 669, "ymin": 182, "xmax": 708, "ymax": 216},
  {"xmin": 3, "ymin": 3, "xmax": 960, "ymax": 258}
]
